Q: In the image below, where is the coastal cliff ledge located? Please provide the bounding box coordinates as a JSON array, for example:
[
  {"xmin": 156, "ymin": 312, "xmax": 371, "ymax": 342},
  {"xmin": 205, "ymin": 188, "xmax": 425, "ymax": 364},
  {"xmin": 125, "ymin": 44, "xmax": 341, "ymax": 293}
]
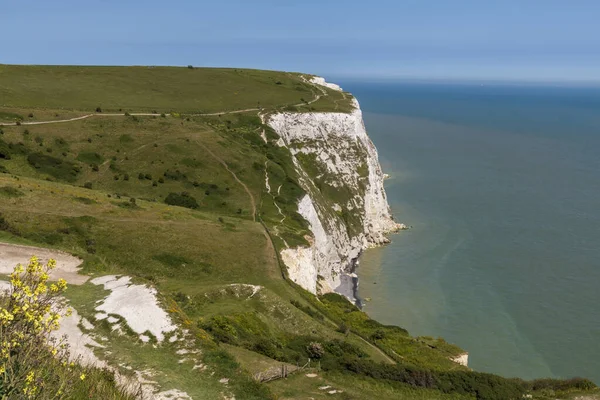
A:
[{"xmin": 266, "ymin": 77, "xmax": 404, "ymax": 300}]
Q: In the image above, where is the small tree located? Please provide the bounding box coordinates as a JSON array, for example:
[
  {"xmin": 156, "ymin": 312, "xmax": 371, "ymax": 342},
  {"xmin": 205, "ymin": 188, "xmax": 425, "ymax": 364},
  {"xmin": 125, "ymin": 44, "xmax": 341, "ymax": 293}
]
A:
[
  {"xmin": 307, "ymin": 342, "xmax": 324, "ymax": 359},
  {"xmin": 95, "ymin": 107, "xmax": 102, "ymax": 113}
]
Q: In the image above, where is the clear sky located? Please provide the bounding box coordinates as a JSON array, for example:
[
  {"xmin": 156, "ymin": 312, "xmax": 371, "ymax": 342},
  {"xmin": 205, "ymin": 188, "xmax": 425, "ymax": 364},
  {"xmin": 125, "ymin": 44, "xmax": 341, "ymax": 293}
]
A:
[{"xmin": 2, "ymin": 0, "xmax": 599, "ymax": 82}]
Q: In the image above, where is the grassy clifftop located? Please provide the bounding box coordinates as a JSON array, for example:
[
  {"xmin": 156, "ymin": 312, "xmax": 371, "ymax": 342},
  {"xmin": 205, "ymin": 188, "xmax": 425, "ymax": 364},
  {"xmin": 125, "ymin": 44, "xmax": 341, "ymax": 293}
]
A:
[
  {"xmin": 0, "ymin": 64, "xmax": 352, "ymax": 114},
  {"xmin": 0, "ymin": 65, "xmax": 596, "ymax": 400}
]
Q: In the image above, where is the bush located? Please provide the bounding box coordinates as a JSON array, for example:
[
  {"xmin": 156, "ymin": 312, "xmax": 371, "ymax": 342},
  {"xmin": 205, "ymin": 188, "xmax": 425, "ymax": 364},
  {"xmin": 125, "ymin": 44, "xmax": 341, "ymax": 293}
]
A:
[
  {"xmin": 83, "ymin": 182, "xmax": 93, "ymax": 189},
  {"xmin": 0, "ymin": 186, "xmax": 24, "ymax": 198},
  {"xmin": 95, "ymin": 107, "xmax": 102, "ymax": 113},
  {"xmin": 307, "ymin": 342, "xmax": 324, "ymax": 359},
  {"xmin": 165, "ymin": 192, "xmax": 199, "ymax": 209},
  {"xmin": 27, "ymin": 153, "xmax": 81, "ymax": 182},
  {"xmin": 529, "ymin": 377, "xmax": 596, "ymax": 392},
  {"xmin": 0, "ymin": 213, "xmax": 20, "ymax": 236}
]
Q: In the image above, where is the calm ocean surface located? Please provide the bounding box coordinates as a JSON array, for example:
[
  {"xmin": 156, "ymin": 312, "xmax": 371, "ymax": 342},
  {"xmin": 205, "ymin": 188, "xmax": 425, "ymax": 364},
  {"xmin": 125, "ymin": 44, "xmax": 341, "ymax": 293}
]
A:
[{"xmin": 338, "ymin": 80, "xmax": 600, "ymax": 382}]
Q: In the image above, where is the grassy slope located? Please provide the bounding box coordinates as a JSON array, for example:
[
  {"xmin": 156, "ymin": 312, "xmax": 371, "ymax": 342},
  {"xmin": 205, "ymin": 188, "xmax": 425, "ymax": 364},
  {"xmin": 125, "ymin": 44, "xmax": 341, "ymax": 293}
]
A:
[{"xmin": 0, "ymin": 65, "xmax": 596, "ymax": 400}]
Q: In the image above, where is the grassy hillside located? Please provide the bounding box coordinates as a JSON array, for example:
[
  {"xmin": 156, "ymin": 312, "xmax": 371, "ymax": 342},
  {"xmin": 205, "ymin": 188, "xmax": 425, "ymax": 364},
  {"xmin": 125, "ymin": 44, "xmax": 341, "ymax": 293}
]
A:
[{"xmin": 0, "ymin": 65, "xmax": 597, "ymax": 400}]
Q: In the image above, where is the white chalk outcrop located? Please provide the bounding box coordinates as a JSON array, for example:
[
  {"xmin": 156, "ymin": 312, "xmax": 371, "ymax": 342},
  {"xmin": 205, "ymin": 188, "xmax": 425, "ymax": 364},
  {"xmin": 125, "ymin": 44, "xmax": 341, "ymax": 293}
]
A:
[
  {"xmin": 452, "ymin": 353, "xmax": 469, "ymax": 367},
  {"xmin": 91, "ymin": 275, "xmax": 176, "ymax": 343},
  {"xmin": 309, "ymin": 76, "xmax": 343, "ymax": 92},
  {"xmin": 266, "ymin": 79, "xmax": 403, "ymax": 297}
]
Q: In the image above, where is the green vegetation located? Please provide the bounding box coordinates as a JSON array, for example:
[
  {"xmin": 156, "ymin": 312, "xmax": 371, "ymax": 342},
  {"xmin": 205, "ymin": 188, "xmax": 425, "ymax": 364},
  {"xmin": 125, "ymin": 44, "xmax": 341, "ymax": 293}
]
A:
[
  {"xmin": 27, "ymin": 152, "xmax": 81, "ymax": 182},
  {"xmin": 0, "ymin": 65, "xmax": 351, "ymax": 114},
  {"xmin": 76, "ymin": 151, "xmax": 104, "ymax": 165},
  {"xmin": 0, "ymin": 257, "xmax": 133, "ymax": 399},
  {"xmin": 165, "ymin": 191, "xmax": 199, "ymax": 209},
  {"xmin": 0, "ymin": 65, "xmax": 595, "ymax": 400},
  {"xmin": 0, "ymin": 185, "xmax": 24, "ymax": 198}
]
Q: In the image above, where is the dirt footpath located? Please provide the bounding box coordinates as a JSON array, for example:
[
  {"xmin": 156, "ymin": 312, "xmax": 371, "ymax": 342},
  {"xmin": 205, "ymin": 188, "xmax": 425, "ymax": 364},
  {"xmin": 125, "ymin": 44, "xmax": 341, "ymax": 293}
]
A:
[{"xmin": 0, "ymin": 242, "xmax": 88, "ymax": 284}]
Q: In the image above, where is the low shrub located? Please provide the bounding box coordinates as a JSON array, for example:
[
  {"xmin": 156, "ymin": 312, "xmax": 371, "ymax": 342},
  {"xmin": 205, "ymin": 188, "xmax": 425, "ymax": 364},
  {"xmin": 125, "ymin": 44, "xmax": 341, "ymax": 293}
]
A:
[
  {"xmin": 27, "ymin": 153, "xmax": 81, "ymax": 182},
  {"xmin": 0, "ymin": 213, "xmax": 20, "ymax": 236},
  {"xmin": 164, "ymin": 192, "xmax": 199, "ymax": 209},
  {"xmin": 0, "ymin": 186, "xmax": 24, "ymax": 198}
]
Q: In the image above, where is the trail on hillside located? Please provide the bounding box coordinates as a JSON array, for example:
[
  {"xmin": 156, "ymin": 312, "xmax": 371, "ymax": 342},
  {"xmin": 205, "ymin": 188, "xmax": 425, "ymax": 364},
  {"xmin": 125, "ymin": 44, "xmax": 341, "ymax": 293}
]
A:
[
  {"xmin": 0, "ymin": 242, "xmax": 87, "ymax": 285},
  {"xmin": 0, "ymin": 104, "xmax": 319, "ymax": 126},
  {"xmin": 0, "ymin": 87, "xmax": 326, "ymax": 127},
  {"xmin": 195, "ymin": 140, "xmax": 257, "ymax": 222}
]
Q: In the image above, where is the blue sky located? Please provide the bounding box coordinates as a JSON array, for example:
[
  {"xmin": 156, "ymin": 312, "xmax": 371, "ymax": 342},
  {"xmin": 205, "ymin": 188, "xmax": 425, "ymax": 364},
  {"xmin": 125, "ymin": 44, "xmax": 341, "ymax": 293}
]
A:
[{"xmin": 2, "ymin": 0, "xmax": 599, "ymax": 82}]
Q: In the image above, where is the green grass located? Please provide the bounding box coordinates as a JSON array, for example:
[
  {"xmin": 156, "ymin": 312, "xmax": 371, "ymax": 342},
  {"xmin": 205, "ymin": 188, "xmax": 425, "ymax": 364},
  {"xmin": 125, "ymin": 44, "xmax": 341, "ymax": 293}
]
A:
[
  {"xmin": 0, "ymin": 65, "xmax": 352, "ymax": 114},
  {"xmin": 0, "ymin": 185, "xmax": 24, "ymax": 198},
  {"xmin": 268, "ymin": 371, "xmax": 474, "ymax": 400},
  {"xmin": 0, "ymin": 110, "xmax": 23, "ymax": 122}
]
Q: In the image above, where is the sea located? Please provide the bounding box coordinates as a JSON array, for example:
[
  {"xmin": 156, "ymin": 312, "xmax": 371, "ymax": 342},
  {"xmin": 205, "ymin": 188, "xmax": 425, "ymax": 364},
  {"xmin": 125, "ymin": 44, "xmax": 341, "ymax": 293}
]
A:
[{"xmin": 336, "ymin": 79, "xmax": 600, "ymax": 383}]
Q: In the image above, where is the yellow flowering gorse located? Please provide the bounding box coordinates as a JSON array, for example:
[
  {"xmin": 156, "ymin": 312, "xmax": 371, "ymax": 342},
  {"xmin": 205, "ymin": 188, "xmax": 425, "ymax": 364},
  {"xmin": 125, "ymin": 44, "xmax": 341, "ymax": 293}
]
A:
[{"xmin": 0, "ymin": 256, "xmax": 71, "ymax": 399}]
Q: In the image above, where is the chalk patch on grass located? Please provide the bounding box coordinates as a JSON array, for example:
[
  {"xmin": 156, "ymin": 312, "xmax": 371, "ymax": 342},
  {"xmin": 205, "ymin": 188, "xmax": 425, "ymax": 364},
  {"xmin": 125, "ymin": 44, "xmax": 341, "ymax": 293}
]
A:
[
  {"xmin": 81, "ymin": 318, "xmax": 94, "ymax": 330},
  {"xmin": 52, "ymin": 307, "xmax": 106, "ymax": 368},
  {"xmin": 91, "ymin": 275, "xmax": 176, "ymax": 343},
  {"xmin": 227, "ymin": 283, "xmax": 262, "ymax": 299}
]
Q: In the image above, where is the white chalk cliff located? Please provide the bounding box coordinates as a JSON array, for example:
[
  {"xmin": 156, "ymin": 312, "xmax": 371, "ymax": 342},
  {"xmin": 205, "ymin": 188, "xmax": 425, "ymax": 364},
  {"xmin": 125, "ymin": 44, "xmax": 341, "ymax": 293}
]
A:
[{"xmin": 266, "ymin": 78, "xmax": 404, "ymax": 298}]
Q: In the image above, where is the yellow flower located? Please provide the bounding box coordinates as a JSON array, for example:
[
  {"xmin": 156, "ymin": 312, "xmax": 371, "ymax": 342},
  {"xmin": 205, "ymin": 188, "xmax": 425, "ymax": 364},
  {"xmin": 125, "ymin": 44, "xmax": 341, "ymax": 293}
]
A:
[
  {"xmin": 0, "ymin": 365, "xmax": 5, "ymax": 374},
  {"xmin": 79, "ymin": 373, "xmax": 86, "ymax": 380}
]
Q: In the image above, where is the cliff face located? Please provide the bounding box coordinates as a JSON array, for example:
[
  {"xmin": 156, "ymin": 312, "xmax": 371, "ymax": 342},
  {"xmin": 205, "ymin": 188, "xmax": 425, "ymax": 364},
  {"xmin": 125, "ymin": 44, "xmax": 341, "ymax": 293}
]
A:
[{"xmin": 266, "ymin": 79, "xmax": 403, "ymax": 298}]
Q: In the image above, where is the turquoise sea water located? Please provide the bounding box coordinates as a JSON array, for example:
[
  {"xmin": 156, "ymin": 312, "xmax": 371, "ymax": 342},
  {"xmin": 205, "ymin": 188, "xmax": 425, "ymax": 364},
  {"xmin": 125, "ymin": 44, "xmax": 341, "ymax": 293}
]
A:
[{"xmin": 339, "ymin": 81, "xmax": 600, "ymax": 382}]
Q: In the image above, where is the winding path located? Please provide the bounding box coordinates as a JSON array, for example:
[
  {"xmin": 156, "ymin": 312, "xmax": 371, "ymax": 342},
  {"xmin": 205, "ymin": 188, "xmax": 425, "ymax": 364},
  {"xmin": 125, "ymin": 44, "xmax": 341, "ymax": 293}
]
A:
[
  {"xmin": 195, "ymin": 140, "xmax": 257, "ymax": 222},
  {"xmin": 0, "ymin": 89, "xmax": 325, "ymax": 127}
]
